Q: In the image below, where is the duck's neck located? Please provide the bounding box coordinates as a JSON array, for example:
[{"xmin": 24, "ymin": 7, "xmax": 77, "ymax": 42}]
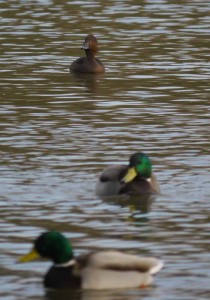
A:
[
  {"xmin": 85, "ymin": 49, "xmax": 96, "ymax": 57},
  {"xmin": 55, "ymin": 258, "xmax": 76, "ymax": 268},
  {"xmin": 136, "ymin": 161, "xmax": 152, "ymax": 179},
  {"xmin": 140, "ymin": 168, "xmax": 152, "ymax": 179}
]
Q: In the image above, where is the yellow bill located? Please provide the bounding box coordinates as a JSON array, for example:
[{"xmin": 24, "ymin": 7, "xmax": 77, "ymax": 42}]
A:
[
  {"xmin": 19, "ymin": 249, "xmax": 40, "ymax": 263},
  {"xmin": 122, "ymin": 167, "xmax": 137, "ymax": 183}
]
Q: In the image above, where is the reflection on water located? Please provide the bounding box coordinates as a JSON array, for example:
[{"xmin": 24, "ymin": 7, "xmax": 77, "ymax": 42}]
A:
[
  {"xmin": 69, "ymin": 73, "xmax": 106, "ymax": 94},
  {"xmin": 1, "ymin": 1, "xmax": 210, "ymax": 300},
  {"xmin": 46, "ymin": 288, "xmax": 154, "ymax": 300},
  {"xmin": 101, "ymin": 194, "xmax": 155, "ymax": 222}
]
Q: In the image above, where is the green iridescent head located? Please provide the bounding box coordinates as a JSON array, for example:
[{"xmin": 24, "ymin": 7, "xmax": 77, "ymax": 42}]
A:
[
  {"xmin": 122, "ymin": 152, "xmax": 152, "ymax": 183},
  {"xmin": 19, "ymin": 231, "xmax": 74, "ymax": 264}
]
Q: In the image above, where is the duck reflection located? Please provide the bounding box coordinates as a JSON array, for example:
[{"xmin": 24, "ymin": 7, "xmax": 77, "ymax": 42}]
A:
[
  {"xmin": 46, "ymin": 289, "xmax": 80, "ymax": 300},
  {"xmin": 99, "ymin": 193, "xmax": 157, "ymax": 224},
  {"xmin": 46, "ymin": 288, "xmax": 138, "ymax": 300},
  {"xmin": 69, "ymin": 72, "xmax": 105, "ymax": 94}
]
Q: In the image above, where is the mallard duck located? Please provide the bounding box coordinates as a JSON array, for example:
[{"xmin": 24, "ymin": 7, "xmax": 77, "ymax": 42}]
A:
[
  {"xmin": 96, "ymin": 152, "xmax": 160, "ymax": 196},
  {"xmin": 70, "ymin": 34, "xmax": 105, "ymax": 73},
  {"xmin": 19, "ymin": 231, "xmax": 163, "ymax": 290}
]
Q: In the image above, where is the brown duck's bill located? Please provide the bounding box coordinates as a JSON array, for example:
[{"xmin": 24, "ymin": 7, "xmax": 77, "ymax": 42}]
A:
[{"xmin": 81, "ymin": 42, "xmax": 89, "ymax": 50}]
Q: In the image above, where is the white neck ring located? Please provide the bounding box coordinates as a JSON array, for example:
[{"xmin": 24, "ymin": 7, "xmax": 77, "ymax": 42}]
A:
[{"xmin": 55, "ymin": 259, "xmax": 76, "ymax": 267}]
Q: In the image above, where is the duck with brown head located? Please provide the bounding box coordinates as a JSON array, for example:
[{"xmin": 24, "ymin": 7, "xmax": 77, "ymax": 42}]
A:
[{"xmin": 70, "ymin": 34, "xmax": 105, "ymax": 73}]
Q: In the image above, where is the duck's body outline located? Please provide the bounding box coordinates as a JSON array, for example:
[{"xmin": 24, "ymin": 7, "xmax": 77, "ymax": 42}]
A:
[
  {"xmin": 70, "ymin": 34, "xmax": 105, "ymax": 73},
  {"xmin": 19, "ymin": 231, "xmax": 163, "ymax": 290},
  {"xmin": 96, "ymin": 153, "xmax": 160, "ymax": 196}
]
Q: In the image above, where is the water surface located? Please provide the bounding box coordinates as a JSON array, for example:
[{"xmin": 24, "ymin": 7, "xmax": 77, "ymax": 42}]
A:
[{"xmin": 0, "ymin": 1, "xmax": 210, "ymax": 300}]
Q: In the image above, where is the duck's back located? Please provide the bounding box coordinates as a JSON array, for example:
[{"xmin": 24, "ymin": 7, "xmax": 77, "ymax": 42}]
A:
[
  {"xmin": 78, "ymin": 251, "xmax": 163, "ymax": 290},
  {"xmin": 96, "ymin": 164, "xmax": 127, "ymax": 196}
]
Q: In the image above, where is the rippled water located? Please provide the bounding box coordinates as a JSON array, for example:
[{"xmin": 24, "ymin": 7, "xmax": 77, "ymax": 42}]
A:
[{"xmin": 1, "ymin": 1, "xmax": 210, "ymax": 300}]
